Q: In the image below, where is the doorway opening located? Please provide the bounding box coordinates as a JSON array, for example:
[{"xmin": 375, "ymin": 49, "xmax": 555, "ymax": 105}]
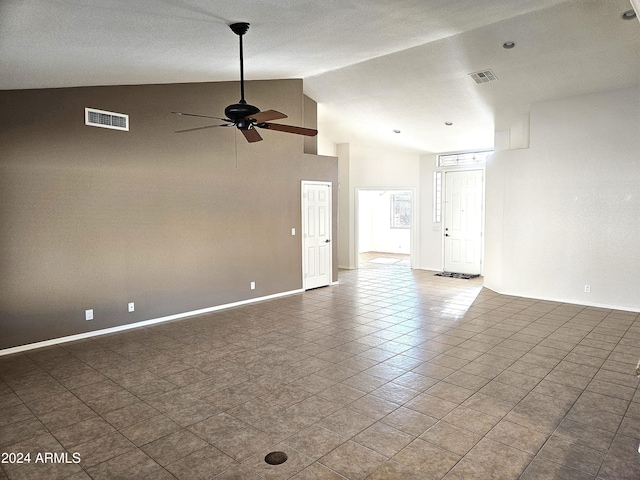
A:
[{"xmin": 356, "ymin": 189, "xmax": 415, "ymax": 269}]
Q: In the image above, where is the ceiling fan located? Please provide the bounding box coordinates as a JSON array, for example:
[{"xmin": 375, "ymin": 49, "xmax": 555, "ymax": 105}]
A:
[{"xmin": 172, "ymin": 22, "xmax": 318, "ymax": 143}]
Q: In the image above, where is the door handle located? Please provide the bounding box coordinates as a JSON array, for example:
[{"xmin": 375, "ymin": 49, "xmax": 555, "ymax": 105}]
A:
[{"xmin": 325, "ymin": 239, "xmax": 331, "ymax": 243}]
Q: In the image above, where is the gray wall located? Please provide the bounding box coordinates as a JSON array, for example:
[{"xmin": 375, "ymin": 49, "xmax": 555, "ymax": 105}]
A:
[{"xmin": 0, "ymin": 79, "xmax": 338, "ymax": 350}]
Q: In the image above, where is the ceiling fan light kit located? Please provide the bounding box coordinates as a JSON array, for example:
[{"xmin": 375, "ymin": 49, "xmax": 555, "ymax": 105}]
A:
[{"xmin": 173, "ymin": 22, "xmax": 317, "ymax": 143}]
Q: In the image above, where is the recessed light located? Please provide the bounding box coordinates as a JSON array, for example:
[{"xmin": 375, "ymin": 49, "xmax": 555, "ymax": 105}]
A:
[
  {"xmin": 444, "ymin": 122, "xmax": 453, "ymax": 126},
  {"xmin": 622, "ymin": 10, "xmax": 636, "ymax": 20},
  {"xmin": 503, "ymin": 41, "xmax": 516, "ymax": 49},
  {"xmin": 393, "ymin": 129, "xmax": 401, "ymax": 134}
]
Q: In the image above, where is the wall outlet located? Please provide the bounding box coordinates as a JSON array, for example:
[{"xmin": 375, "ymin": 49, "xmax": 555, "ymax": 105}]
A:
[
  {"xmin": 250, "ymin": 281, "xmax": 256, "ymax": 290},
  {"xmin": 128, "ymin": 302, "xmax": 135, "ymax": 312},
  {"xmin": 291, "ymin": 228, "xmax": 296, "ymax": 236},
  {"xmin": 85, "ymin": 309, "xmax": 94, "ymax": 321},
  {"xmin": 584, "ymin": 285, "xmax": 591, "ymax": 293}
]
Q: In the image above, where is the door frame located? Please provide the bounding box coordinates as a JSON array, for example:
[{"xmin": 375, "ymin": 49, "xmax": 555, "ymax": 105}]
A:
[
  {"xmin": 301, "ymin": 181, "xmax": 333, "ymax": 290},
  {"xmin": 441, "ymin": 168, "xmax": 485, "ymax": 275},
  {"xmin": 354, "ymin": 187, "xmax": 418, "ymax": 269}
]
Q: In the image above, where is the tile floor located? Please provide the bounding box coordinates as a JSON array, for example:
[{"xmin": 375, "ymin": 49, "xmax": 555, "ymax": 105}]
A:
[
  {"xmin": 358, "ymin": 252, "xmax": 410, "ymax": 268},
  {"xmin": 1, "ymin": 265, "xmax": 639, "ymax": 479}
]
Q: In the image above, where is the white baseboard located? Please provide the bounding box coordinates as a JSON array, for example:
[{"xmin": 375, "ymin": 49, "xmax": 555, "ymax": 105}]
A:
[
  {"xmin": 0, "ymin": 289, "xmax": 305, "ymax": 357},
  {"xmin": 483, "ymin": 286, "xmax": 640, "ymax": 314}
]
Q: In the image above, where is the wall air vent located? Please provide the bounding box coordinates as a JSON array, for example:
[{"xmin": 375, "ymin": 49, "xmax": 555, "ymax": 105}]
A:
[
  {"xmin": 469, "ymin": 70, "xmax": 498, "ymax": 84},
  {"xmin": 85, "ymin": 108, "xmax": 129, "ymax": 131}
]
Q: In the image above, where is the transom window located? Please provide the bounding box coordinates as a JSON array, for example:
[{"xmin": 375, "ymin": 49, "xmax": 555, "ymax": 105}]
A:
[{"xmin": 437, "ymin": 150, "xmax": 493, "ymax": 167}]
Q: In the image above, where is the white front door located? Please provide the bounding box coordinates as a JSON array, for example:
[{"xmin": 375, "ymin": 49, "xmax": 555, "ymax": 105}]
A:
[
  {"xmin": 444, "ymin": 170, "xmax": 483, "ymax": 275},
  {"xmin": 302, "ymin": 182, "xmax": 332, "ymax": 290}
]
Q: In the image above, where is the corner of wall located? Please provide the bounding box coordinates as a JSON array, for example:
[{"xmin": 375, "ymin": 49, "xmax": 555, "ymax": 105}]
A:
[
  {"xmin": 303, "ymin": 95, "xmax": 318, "ymax": 155},
  {"xmin": 495, "ymin": 114, "xmax": 531, "ymax": 151},
  {"xmin": 509, "ymin": 113, "xmax": 530, "ymax": 150},
  {"xmin": 336, "ymin": 143, "xmax": 354, "ymax": 269}
]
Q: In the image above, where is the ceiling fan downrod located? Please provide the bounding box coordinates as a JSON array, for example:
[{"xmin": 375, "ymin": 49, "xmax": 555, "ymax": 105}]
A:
[
  {"xmin": 224, "ymin": 22, "xmax": 259, "ymax": 125},
  {"xmin": 230, "ymin": 22, "xmax": 250, "ymax": 104}
]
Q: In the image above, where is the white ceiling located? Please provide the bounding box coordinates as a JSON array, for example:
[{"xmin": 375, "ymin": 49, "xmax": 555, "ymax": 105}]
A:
[{"xmin": 1, "ymin": 0, "xmax": 638, "ymax": 153}]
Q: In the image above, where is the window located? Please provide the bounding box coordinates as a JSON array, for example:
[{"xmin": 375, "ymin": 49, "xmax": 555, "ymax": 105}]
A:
[
  {"xmin": 433, "ymin": 172, "xmax": 442, "ymax": 223},
  {"xmin": 390, "ymin": 193, "xmax": 411, "ymax": 229},
  {"xmin": 437, "ymin": 150, "xmax": 493, "ymax": 167}
]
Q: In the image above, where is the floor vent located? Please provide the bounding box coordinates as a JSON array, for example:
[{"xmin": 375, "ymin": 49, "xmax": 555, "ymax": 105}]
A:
[
  {"xmin": 85, "ymin": 108, "xmax": 129, "ymax": 131},
  {"xmin": 469, "ymin": 70, "xmax": 498, "ymax": 84},
  {"xmin": 264, "ymin": 452, "xmax": 288, "ymax": 465}
]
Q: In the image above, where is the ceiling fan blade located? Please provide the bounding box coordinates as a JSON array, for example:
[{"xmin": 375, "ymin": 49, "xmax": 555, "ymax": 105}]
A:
[
  {"xmin": 175, "ymin": 124, "xmax": 232, "ymax": 133},
  {"xmin": 241, "ymin": 127, "xmax": 263, "ymax": 143},
  {"xmin": 258, "ymin": 123, "xmax": 318, "ymax": 137},
  {"xmin": 248, "ymin": 110, "xmax": 288, "ymax": 123},
  {"xmin": 172, "ymin": 111, "xmax": 231, "ymax": 122}
]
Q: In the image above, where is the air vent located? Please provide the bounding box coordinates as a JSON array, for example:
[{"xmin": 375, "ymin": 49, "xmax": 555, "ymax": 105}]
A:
[
  {"xmin": 469, "ymin": 70, "xmax": 498, "ymax": 84},
  {"xmin": 85, "ymin": 108, "xmax": 129, "ymax": 131}
]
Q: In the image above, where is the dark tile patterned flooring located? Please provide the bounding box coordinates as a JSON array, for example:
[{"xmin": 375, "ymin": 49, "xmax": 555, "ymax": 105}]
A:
[{"xmin": 1, "ymin": 265, "xmax": 639, "ymax": 479}]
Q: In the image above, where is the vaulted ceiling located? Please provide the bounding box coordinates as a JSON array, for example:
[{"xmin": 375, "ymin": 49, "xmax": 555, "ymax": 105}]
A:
[{"xmin": 1, "ymin": 0, "xmax": 638, "ymax": 153}]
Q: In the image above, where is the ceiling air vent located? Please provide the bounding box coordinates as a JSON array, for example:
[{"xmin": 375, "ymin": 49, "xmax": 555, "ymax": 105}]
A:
[
  {"xmin": 85, "ymin": 108, "xmax": 129, "ymax": 131},
  {"xmin": 469, "ymin": 70, "xmax": 498, "ymax": 84}
]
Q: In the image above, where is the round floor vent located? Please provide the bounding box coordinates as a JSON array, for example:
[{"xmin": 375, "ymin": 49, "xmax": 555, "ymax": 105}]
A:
[{"xmin": 264, "ymin": 451, "xmax": 288, "ymax": 465}]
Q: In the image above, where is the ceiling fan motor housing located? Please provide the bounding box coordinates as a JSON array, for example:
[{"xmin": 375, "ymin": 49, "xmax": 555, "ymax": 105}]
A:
[{"xmin": 224, "ymin": 102, "xmax": 260, "ymax": 126}]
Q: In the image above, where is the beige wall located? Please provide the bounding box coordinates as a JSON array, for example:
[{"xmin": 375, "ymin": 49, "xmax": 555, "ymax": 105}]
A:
[{"xmin": 0, "ymin": 79, "xmax": 338, "ymax": 350}]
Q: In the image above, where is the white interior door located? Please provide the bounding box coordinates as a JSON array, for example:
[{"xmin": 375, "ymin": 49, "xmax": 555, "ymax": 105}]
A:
[
  {"xmin": 444, "ymin": 170, "xmax": 483, "ymax": 275},
  {"xmin": 302, "ymin": 182, "xmax": 332, "ymax": 289}
]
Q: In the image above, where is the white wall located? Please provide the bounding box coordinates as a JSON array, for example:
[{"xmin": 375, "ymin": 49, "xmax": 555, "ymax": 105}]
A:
[
  {"xmin": 485, "ymin": 86, "xmax": 640, "ymax": 311},
  {"xmin": 418, "ymin": 154, "xmax": 442, "ymax": 271},
  {"xmin": 358, "ymin": 190, "xmax": 375, "ymax": 253},
  {"xmin": 337, "ymin": 144, "xmax": 420, "ymax": 268}
]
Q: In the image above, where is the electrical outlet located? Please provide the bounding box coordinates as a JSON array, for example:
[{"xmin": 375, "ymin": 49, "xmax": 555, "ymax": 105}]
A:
[
  {"xmin": 85, "ymin": 309, "xmax": 94, "ymax": 321},
  {"xmin": 584, "ymin": 285, "xmax": 591, "ymax": 293},
  {"xmin": 291, "ymin": 228, "xmax": 296, "ymax": 236},
  {"xmin": 250, "ymin": 281, "xmax": 256, "ymax": 290},
  {"xmin": 128, "ymin": 302, "xmax": 135, "ymax": 312}
]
